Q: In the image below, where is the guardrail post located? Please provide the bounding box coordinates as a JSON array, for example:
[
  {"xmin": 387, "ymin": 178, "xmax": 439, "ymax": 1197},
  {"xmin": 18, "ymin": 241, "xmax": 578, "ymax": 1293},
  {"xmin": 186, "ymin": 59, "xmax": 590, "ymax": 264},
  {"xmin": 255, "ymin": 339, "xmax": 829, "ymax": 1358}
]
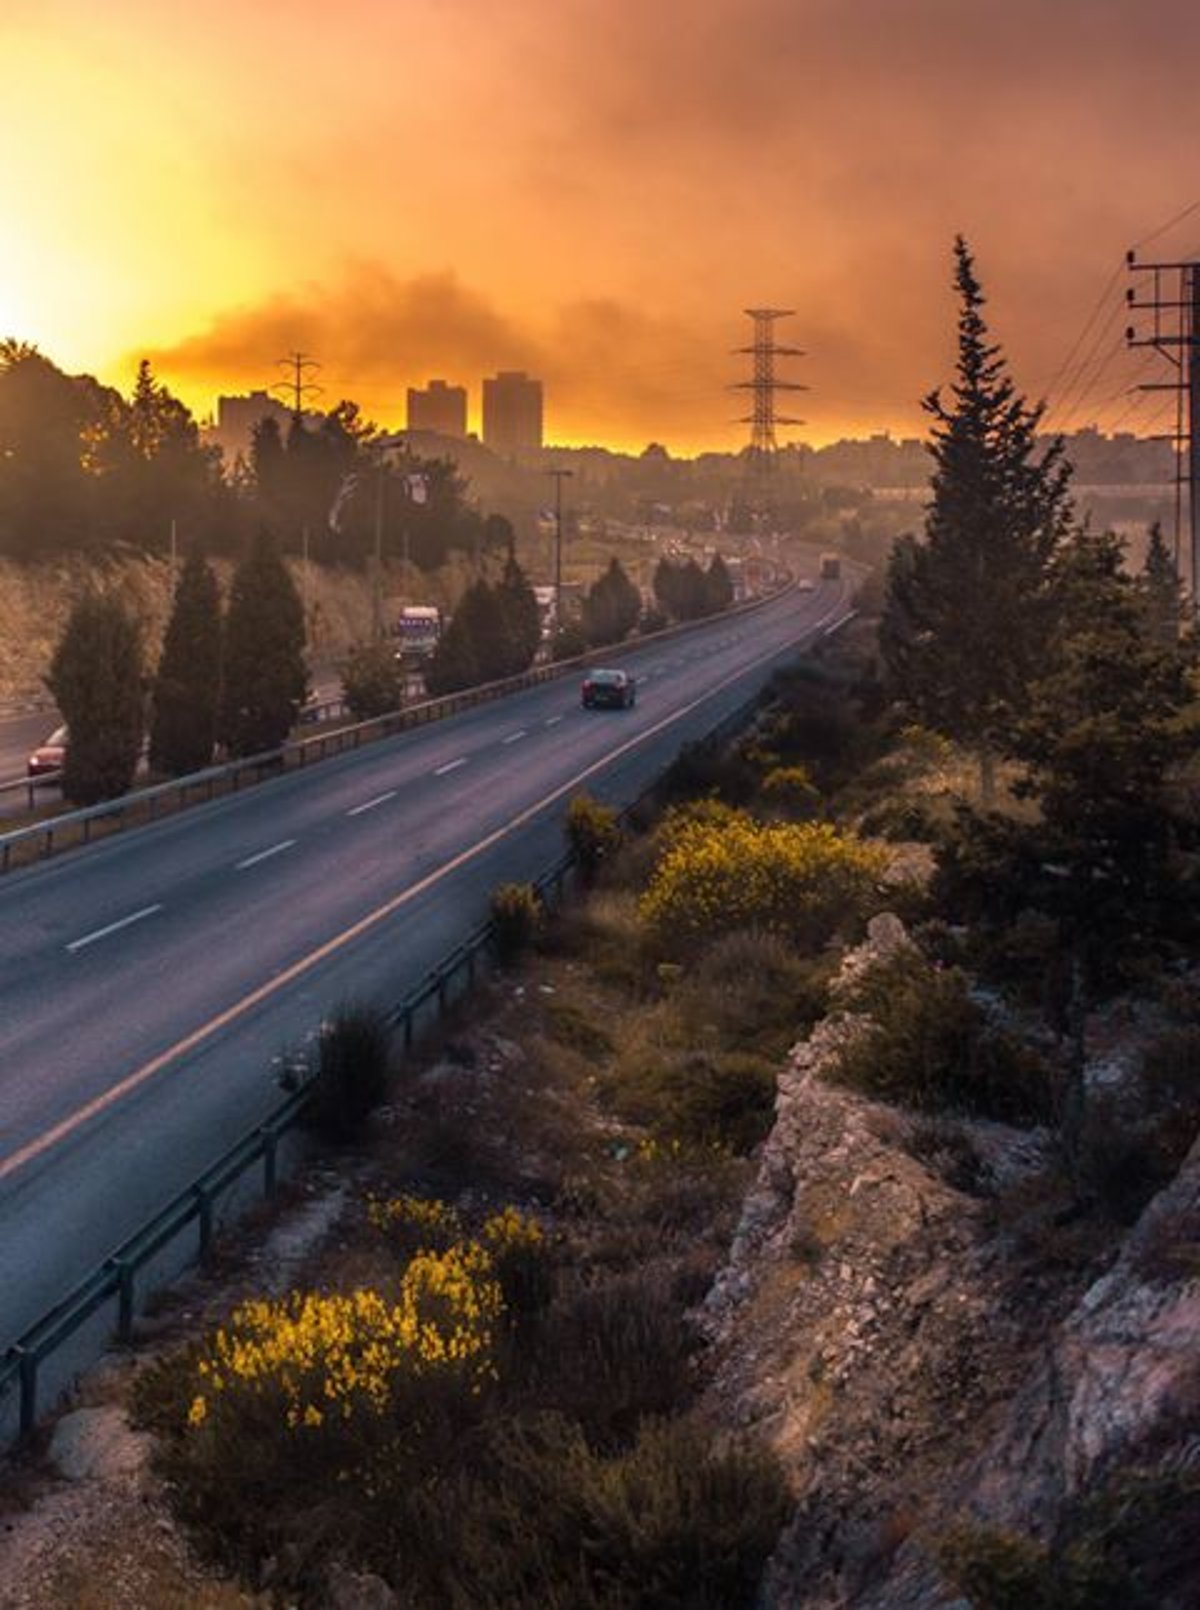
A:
[
  {"xmin": 402, "ymin": 1004, "xmax": 414, "ymax": 1050},
  {"xmin": 262, "ymin": 1126, "xmax": 278, "ymax": 1195},
  {"xmin": 196, "ymin": 1185, "xmax": 214, "ymax": 1257},
  {"xmin": 17, "ymin": 1348, "xmax": 37, "ymax": 1437},
  {"xmin": 436, "ymin": 968, "xmax": 448, "ymax": 1015},
  {"xmin": 114, "ymin": 1258, "xmax": 136, "ymax": 1343}
]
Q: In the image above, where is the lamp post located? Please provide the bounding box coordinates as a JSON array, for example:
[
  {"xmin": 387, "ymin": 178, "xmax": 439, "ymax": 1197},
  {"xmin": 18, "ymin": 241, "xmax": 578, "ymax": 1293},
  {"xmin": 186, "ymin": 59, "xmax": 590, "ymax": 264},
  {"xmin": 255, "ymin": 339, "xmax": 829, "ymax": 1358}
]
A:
[{"xmin": 547, "ymin": 467, "xmax": 573, "ymax": 631}]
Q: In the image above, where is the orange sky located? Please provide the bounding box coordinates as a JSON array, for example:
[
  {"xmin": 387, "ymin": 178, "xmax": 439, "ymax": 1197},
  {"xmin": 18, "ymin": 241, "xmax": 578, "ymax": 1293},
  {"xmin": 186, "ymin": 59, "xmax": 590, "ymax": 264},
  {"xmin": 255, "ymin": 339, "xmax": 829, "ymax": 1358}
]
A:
[{"xmin": 2, "ymin": 0, "xmax": 1198, "ymax": 454}]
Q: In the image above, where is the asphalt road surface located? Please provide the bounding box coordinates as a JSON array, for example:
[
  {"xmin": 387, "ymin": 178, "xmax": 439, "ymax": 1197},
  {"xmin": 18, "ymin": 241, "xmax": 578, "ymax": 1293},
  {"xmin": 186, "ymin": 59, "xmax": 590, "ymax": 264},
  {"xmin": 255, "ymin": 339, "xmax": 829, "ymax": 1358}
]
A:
[{"xmin": 0, "ymin": 580, "xmax": 851, "ymax": 1397}]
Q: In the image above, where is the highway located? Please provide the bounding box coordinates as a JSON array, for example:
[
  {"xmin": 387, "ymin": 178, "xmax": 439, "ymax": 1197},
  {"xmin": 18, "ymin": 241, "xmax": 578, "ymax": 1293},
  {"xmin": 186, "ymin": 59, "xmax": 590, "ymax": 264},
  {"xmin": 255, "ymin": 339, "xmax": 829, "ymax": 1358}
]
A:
[{"xmin": 0, "ymin": 580, "xmax": 849, "ymax": 1375}]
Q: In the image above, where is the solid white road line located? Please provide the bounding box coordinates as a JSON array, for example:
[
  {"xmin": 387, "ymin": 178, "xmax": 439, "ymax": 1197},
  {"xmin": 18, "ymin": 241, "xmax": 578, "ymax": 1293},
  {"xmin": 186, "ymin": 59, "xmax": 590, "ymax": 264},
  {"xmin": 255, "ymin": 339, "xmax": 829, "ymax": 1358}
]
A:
[
  {"xmin": 347, "ymin": 791, "xmax": 397, "ymax": 817},
  {"xmin": 434, "ymin": 758, "xmax": 467, "ymax": 776},
  {"xmin": 502, "ymin": 731, "xmax": 527, "ymax": 745},
  {"xmin": 236, "ymin": 839, "xmax": 296, "ymax": 870},
  {"xmin": 67, "ymin": 905, "xmax": 162, "ymax": 954},
  {"xmin": 4, "ymin": 594, "xmax": 848, "ymax": 1185}
]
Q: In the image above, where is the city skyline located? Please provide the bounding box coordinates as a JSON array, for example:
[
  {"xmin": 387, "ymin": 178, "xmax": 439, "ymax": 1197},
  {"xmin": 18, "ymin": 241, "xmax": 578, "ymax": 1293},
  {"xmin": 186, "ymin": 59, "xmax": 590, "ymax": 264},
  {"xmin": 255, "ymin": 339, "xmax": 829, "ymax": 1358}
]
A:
[{"xmin": 4, "ymin": 1, "xmax": 1200, "ymax": 453}]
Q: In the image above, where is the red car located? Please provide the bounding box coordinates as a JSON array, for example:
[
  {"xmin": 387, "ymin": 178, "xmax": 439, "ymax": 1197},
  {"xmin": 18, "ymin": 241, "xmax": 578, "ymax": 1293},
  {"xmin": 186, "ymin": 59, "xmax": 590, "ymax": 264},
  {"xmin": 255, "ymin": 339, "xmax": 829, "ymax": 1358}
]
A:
[
  {"xmin": 27, "ymin": 724, "xmax": 67, "ymax": 777},
  {"xmin": 581, "ymin": 668, "xmax": 636, "ymax": 710}
]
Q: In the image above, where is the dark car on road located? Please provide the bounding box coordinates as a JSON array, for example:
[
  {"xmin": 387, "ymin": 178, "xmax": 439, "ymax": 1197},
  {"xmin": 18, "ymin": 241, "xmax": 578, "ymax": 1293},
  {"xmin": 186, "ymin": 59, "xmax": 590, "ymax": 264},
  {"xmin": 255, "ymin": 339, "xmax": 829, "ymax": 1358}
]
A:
[
  {"xmin": 27, "ymin": 724, "xmax": 67, "ymax": 777},
  {"xmin": 581, "ymin": 668, "xmax": 636, "ymax": 710}
]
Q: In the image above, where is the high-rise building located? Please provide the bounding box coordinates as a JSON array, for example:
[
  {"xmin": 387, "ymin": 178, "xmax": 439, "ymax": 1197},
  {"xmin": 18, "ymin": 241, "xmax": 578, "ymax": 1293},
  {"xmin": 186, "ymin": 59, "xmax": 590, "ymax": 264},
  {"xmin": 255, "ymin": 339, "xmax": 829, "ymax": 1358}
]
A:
[
  {"xmin": 482, "ymin": 370, "xmax": 543, "ymax": 454},
  {"xmin": 208, "ymin": 390, "xmax": 295, "ymax": 463},
  {"xmin": 406, "ymin": 378, "xmax": 467, "ymax": 438}
]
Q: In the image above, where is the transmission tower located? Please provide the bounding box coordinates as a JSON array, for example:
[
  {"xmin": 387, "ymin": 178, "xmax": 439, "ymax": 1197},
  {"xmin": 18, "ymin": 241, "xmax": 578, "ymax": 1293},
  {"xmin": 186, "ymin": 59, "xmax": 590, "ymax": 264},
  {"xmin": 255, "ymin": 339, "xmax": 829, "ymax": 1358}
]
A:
[
  {"xmin": 272, "ymin": 350, "xmax": 323, "ymax": 420},
  {"xmin": 730, "ymin": 309, "xmax": 806, "ymax": 506},
  {"xmin": 1125, "ymin": 252, "xmax": 1199, "ymax": 604}
]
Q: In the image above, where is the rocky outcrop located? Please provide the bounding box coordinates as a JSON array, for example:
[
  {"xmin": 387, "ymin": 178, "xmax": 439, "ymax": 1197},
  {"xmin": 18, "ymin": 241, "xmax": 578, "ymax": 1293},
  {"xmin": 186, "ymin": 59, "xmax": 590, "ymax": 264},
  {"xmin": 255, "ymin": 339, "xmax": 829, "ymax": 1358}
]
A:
[{"xmin": 702, "ymin": 916, "xmax": 1200, "ymax": 1607}]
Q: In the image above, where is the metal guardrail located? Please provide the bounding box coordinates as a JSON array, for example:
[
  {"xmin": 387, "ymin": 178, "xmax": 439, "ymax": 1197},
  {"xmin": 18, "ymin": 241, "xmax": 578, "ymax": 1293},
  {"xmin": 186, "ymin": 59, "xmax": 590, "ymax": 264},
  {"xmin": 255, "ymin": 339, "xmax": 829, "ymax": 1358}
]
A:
[
  {"xmin": 0, "ymin": 580, "xmax": 791, "ymax": 875},
  {"xmin": 0, "ymin": 579, "xmax": 834, "ymax": 1443}
]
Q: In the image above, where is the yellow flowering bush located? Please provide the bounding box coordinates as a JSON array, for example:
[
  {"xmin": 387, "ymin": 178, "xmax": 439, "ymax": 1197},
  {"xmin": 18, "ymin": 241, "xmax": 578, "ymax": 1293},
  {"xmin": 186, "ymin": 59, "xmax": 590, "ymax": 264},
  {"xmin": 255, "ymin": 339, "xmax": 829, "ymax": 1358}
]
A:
[
  {"xmin": 186, "ymin": 1245, "xmax": 502, "ymax": 1436},
  {"xmin": 481, "ymin": 1205, "xmax": 553, "ymax": 1317},
  {"xmin": 640, "ymin": 808, "xmax": 885, "ymax": 952},
  {"xmin": 366, "ymin": 1192, "xmax": 462, "ymax": 1255}
]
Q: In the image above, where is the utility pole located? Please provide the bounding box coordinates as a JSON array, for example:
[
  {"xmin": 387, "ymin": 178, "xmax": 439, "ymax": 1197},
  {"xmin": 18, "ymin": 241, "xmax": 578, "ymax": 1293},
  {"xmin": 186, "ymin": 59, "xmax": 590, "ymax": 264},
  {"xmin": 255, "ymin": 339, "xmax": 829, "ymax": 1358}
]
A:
[
  {"xmin": 547, "ymin": 467, "xmax": 573, "ymax": 630},
  {"xmin": 372, "ymin": 464, "xmax": 385, "ymax": 643},
  {"xmin": 272, "ymin": 351, "xmax": 322, "ymax": 421},
  {"xmin": 1126, "ymin": 252, "xmax": 1199, "ymax": 605},
  {"xmin": 730, "ymin": 309, "xmax": 806, "ymax": 526}
]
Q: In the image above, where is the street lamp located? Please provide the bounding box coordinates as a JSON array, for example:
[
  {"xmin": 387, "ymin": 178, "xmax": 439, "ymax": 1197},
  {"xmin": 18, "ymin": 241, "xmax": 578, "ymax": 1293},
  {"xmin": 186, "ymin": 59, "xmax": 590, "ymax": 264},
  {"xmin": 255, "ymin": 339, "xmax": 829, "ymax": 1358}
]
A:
[{"xmin": 547, "ymin": 467, "xmax": 573, "ymax": 630}]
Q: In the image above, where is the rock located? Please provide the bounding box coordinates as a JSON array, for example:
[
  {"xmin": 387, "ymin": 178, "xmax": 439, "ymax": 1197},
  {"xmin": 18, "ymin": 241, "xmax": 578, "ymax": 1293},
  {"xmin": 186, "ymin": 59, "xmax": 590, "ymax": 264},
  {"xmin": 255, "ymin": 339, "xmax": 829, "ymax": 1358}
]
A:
[
  {"xmin": 48, "ymin": 1406, "xmax": 150, "ymax": 1482},
  {"xmin": 325, "ymin": 1562, "xmax": 400, "ymax": 1609}
]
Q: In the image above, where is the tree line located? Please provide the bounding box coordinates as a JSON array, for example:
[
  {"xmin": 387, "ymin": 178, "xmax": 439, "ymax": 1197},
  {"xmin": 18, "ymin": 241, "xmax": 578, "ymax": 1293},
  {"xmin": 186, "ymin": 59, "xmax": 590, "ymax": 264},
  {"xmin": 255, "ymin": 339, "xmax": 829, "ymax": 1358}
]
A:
[
  {"xmin": 48, "ymin": 531, "xmax": 307, "ymax": 804},
  {"xmin": 0, "ymin": 343, "xmax": 504, "ymax": 572}
]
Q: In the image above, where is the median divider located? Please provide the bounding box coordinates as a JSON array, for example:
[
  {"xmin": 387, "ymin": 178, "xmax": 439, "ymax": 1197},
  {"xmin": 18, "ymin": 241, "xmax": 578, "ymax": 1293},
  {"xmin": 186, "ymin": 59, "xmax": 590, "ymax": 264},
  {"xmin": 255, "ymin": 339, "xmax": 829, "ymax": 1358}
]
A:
[{"xmin": 0, "ymin": 579, "xmax": 843, "ymax": 1447}]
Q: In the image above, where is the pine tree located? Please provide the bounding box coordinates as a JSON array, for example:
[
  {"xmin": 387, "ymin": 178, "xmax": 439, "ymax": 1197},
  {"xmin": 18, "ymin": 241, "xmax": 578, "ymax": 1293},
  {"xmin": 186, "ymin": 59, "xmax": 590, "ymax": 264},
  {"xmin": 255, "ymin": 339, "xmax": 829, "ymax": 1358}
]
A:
[
  {"xmin": 1007, "ymin": 525, "xmax": 1198, "ymax": 973},
  {"xmin": 1140, "ymin": 521, "xmax": 1184, "ymax": 648},
  {"xmin": 47, "ymin": 592, "xmax": 145, "ymax": 804},
  {"xmin": 217, "ymin": 528, "xmax": 307, "ymax": 756},
  {"xmin": 495, "ymin": 551, "xmax": 541, "ymax": 675},
  {"xmin": 149, "ymin": 549, "xmax": 222, "ymax": 775},
  {"xmin": 880, "ymin": 237, "xmax": 1073, "ymax": 803}
]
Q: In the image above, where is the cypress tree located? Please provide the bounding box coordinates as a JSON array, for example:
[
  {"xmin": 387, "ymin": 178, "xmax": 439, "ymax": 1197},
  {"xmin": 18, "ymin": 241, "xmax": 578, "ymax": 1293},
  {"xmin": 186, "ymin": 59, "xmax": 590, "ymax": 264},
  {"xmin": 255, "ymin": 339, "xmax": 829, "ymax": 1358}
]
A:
[
  {"xmin": 880, "ymin": 237, "xmax": 1072, "ymax": 803},
  {"xmin": 149, "ymin": 548, "xmax": 222, "ymax": 775},
  {"xmin": 495, "ymin": 551, "xmax": 541, "ymax": 675},
  {"xmin": 217, "ymin": 528, "xmax": 307, "ymax": 757},
  {"xmin": 704, "ymin": 552, "xmax": 735, "ymax": 613},
  {"xmin": 47, "ymin": 591, "xmax": 145, "ymax": 804}
]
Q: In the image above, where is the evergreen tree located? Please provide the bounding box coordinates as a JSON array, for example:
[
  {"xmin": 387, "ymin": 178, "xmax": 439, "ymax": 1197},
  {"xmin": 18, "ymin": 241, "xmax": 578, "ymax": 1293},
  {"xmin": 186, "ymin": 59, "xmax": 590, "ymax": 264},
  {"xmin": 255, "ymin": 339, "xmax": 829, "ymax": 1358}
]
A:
[
  {"xmin": 47, "ymin": 592, "xmax": 145, "ymax": 804},
  {"xmin": 341, "ymin": 642, "xmax": 404, "ymax": 720},
  {"xmin": 1014, "ymin": 527, "xmax": 1196, "ymax": 937},
  {"xmin": 880, "ymin": 237, "xmax": 1073, "ymax": 802},
  {"xmin": 218, "ymin": 528, "xmax": 307, "ymax": 756},
  {"xmin": 583, "ymin": 557, "xmax": 641, "ymax": 646},
  {"xmin": 1140, "ymin": 521, "xmax": 1184, "ymax": 648},
  {"xmin": 495, "ymin": 551, "xmax": 541, "ymax": 675},
  {"xmin": 704, "ymin": 552, "xmax": 735, "ymax": 613},
  {"xmin": 149, "ymin": 549, "xmax": 223, "ymax": 775}
]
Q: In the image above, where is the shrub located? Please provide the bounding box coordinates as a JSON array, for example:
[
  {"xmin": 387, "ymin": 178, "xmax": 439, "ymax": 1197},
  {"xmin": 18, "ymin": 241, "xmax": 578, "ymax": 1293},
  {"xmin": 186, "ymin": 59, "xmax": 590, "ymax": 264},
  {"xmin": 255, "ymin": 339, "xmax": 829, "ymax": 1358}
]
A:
[
  {"xmin": 640, "ymin": 808, "xmax": 884, "ymax": 955},
  {"xmin": 147, "ymin": 1251, "xmax": 504, "ymax": 1580},
  {"xmin": 657, "ymin": 737, "xmax": 759, "ymax": 807},
  {"xmin": 682, "ymin": 929, "xmax": 832, "ymax": 1060},
  {"xmin": 760, "ymin": 763, "xmax": 821, "ymax": 818},
  {"xmin": 490, "ymin": 881, "xmax": 543, "ymax": 962},
  {"xmin": 524, "ymin": 1273, "xmax": 698, "ymax": 1449},
  {"xmin": 833, "ymin": 953, "xmax": 1055, "ymax": 1124},
  {"xmin": 306, "ymin": 1003, "xmax": 392, "ymax": 1141},
  {"xmin": 450, "ymin": 1413, "xmax": 790, "ymax": 1608},
  {"xmin": 608, "ymin": 1046, "xmax": 777, "ymax": 1154},
  {"xmin": 936, "ymin": 1524, "xmax": 1063, "ymax": 1609},
  {"xmin": 566, "ymin": 793, "xmax": 623, "ymax": 881},
  {"xmin": 340, "ymin": 642, "xmax": 404, "ymax": 720}
]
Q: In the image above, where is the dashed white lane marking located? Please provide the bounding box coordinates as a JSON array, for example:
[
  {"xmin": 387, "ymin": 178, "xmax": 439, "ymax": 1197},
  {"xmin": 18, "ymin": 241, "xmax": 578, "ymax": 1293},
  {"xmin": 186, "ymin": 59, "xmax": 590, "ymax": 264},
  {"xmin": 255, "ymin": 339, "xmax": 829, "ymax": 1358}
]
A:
[
  {"xmin": 545, "ymin": 715, "xmax": 563, "ymax": 727},
  {"xmin": 434, "ymin": 757, "xmax": 468, "ymax": 776},
  {"xmin": 67, "ymin": 905, "xmax": 162, "ymax": 954},
  {"xmin": 347, "ymin": 790, "xmax": 397, "ymax": 817},
  {"xmin": 236, "ymin": 839, "xmax": 296, "ymax": 870},
  {"xmin": 502, "ymin": 730, "xmax": 527, "ymax": 745}
]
